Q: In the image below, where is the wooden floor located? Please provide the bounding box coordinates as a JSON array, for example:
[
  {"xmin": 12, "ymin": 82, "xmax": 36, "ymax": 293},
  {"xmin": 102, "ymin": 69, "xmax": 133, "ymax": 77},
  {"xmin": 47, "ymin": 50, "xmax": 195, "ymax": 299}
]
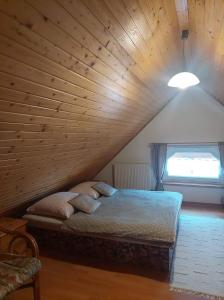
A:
[{"xmin": 7, "ymin": 205, "xmax": 224, "ymax": 300}]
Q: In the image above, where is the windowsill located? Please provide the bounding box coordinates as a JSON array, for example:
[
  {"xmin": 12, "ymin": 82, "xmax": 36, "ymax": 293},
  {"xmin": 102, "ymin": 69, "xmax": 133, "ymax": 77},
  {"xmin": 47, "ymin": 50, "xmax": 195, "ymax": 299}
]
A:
[{"xmin": 163, "ymin": 181, "xmax": 224, "ymax": 188}]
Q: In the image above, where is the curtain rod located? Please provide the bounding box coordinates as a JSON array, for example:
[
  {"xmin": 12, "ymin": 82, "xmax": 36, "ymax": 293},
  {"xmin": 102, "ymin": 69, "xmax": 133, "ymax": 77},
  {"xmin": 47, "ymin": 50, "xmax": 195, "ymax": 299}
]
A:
[
  {"xmin": 167, "ymin": 142, "xmax": 218, "ymax": 146},
  {"xmin": 149, "ymin": 142, "xmax": 219, "ymax": 146}
]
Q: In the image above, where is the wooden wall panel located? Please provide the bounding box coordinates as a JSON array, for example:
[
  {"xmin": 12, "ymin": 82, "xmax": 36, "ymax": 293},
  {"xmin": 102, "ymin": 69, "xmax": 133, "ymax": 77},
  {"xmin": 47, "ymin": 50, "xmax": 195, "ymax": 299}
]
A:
[{"xmin": 0, "ymin": 0, "xmax": 182, "ymax": 213}]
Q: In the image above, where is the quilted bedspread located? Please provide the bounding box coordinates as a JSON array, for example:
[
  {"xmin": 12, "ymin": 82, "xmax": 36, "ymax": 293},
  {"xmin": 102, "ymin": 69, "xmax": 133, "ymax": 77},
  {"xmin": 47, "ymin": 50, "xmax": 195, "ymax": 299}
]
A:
[{"xmin": 64, "ymin": 189, "xmax": 183, "ymax": 244}]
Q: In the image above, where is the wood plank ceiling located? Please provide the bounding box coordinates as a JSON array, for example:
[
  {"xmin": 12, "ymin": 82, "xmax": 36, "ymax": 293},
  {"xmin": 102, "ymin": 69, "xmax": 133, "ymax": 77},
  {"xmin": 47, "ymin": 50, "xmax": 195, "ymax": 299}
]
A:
[
  {"xmin": 176, "ymin": 0, "xmax": 224, "ymax": 104},
  {"xmin": 0, "ymin": 0, "xmax": 223, "ymax": 213}
]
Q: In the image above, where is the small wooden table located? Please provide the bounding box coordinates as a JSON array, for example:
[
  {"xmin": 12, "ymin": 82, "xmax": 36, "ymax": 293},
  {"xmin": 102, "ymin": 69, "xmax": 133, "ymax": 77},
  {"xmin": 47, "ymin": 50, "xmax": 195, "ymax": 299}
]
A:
[{"xmin": 0, "ymin": 217, "xmax": 28, "ymax": 253}]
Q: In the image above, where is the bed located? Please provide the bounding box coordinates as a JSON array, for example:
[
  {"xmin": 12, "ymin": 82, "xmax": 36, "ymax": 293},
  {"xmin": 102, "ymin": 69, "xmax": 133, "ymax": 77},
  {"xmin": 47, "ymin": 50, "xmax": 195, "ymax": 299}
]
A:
[{"xmin": 24, "ymin": 189, "xmax": 183, "ymax": 272}]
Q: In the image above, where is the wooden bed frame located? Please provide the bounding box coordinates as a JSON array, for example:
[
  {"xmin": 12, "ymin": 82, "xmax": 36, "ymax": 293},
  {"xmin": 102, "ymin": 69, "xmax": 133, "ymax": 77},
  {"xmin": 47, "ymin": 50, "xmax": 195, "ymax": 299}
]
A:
[{"xmin": 28, "ymin": 226, "xmax": 177, "ymax": 272}]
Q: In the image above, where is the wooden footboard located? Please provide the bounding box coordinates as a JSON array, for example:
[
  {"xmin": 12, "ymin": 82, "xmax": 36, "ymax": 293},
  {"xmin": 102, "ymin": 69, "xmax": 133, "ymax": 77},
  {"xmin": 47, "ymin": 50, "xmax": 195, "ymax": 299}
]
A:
[{"xmin": 28, "ymin": 226, "xmax": 175, "ymax": 272}]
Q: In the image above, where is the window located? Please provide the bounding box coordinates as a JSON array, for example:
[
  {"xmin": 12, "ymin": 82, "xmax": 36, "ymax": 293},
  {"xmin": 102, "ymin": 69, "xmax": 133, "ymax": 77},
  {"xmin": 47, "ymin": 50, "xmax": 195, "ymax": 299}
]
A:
[{"xmin": 163, "ymin": 144, "xmax": 223, "ymax": 185}]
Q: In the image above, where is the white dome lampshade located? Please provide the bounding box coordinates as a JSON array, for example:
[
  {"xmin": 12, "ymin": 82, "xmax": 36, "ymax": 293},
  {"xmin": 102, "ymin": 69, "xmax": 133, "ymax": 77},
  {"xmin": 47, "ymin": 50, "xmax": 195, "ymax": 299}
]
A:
[{"xmin": 168, "ymin": 72, "xmax": 200, "ymax": 89}]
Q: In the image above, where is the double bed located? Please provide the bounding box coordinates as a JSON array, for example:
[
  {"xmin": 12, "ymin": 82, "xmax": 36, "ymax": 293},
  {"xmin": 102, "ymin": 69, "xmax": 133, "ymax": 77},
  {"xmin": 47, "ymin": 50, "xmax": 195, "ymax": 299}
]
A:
[{"xmin": 24, "ymin": 189, "xmax": 183, "ymax": 272}]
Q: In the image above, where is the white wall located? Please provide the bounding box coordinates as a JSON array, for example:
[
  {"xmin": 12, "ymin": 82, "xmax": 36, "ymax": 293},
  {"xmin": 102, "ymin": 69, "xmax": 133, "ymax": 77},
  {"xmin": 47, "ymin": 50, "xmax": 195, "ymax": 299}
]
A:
[{"xmin": 95, "ymin": 87, "xmax": 224, "ymax": 204}]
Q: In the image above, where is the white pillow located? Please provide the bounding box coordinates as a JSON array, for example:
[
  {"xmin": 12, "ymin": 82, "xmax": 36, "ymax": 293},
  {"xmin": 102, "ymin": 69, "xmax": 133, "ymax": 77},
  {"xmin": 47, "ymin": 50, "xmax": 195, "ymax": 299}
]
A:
[
  {"xmin": 92, "ymin": 182, "xmax": 118, "ymax": 197},
  {"xmin": 69, "ymin": 182, "xmax": 100, "ymax": 199},
  {"xmin": 69, "ymin": 194, "xmax": 101, "ymax": 214},
  {"xmin": 27, "ymin": 192, "xmax": 79, "ymax": 219}
]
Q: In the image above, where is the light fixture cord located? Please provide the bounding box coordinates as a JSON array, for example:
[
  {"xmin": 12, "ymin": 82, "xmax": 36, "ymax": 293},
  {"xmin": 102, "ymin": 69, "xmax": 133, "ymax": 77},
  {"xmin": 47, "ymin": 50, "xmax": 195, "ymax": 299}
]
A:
[{"xmin": 183, "ymin": 35, "xmax": 186, "ymax": 70}]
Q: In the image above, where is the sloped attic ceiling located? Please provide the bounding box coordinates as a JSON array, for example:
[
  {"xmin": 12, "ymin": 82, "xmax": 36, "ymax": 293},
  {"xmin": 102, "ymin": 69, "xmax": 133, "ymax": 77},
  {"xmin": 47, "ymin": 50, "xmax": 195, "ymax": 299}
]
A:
[
  {"xmin": 0, "ymin": 0, "xmax": 223, "ymax": 213},
  {"xmin": 175, "ymin": 0, "xmax": 224, "ymax": 104}
]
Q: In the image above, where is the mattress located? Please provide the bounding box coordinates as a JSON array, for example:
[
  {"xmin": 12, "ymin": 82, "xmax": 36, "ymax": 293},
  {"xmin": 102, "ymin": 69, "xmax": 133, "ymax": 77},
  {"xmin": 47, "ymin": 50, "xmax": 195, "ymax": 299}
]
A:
[{"xmin": 64, "ymin": 189, "xmax": 183, "ymax": 244}]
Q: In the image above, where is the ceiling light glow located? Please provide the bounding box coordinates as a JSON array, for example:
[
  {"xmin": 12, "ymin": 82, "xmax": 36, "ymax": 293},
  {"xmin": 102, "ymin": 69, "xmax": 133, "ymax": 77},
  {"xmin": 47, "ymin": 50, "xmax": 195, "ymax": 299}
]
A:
[{"xmin": 168, "ymin": 72, "xmax": 200, "ymax": 89}]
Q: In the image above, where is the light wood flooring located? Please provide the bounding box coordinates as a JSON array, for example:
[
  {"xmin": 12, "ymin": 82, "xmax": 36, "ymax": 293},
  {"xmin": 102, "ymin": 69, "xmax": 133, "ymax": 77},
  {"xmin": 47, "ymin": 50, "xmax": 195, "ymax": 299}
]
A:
[{"xmin": 6, "ymin": 205, "xmax": 224, "ymax": 300}]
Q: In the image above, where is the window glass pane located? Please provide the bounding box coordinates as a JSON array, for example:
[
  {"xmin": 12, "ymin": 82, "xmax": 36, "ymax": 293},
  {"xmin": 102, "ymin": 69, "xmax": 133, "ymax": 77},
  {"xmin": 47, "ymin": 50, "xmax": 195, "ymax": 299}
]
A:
[
  {"xmin": 167, "ymin": 151, "xmax": 220, "ymax": 178},
  {"xmin": 164, "ymin": 144, "xmax": 222, "ymax": 181}
]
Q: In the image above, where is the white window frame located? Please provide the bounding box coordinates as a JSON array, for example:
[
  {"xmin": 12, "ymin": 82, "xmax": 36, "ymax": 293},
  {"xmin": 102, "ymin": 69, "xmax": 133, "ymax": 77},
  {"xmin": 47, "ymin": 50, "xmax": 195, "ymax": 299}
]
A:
[{"xmin": 163, "ymin": 143, "xmax": 224, "ymax": 187}]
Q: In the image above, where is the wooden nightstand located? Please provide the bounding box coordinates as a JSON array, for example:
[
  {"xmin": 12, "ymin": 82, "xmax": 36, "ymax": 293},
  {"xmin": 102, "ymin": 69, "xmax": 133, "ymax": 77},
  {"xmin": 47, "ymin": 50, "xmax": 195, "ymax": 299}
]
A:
[{"xmin": 0, "ymin": 217, "xmax": 28, "ymax": 253}]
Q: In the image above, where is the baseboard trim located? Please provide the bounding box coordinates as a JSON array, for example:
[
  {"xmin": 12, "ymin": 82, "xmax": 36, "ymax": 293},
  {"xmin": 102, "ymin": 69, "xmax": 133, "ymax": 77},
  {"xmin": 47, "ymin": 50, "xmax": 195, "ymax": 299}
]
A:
[{"xmin": 182, "ymin": 201, "xmax": 223, "ymax": 210}]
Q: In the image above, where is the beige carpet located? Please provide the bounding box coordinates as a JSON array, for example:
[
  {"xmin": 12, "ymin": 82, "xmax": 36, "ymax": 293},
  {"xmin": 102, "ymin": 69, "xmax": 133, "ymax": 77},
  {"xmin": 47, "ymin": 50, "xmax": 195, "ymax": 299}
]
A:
[{"xmin": 170, "ymin": 213, "xmax": 224, "ymax": 299}]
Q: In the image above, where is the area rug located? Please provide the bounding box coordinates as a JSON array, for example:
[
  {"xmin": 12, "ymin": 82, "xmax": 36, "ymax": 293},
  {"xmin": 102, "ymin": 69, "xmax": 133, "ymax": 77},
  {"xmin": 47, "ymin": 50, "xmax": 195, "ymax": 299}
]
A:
[{"xmin": 170, "ymin": 213, "xmax": 224, "ymax": 299}]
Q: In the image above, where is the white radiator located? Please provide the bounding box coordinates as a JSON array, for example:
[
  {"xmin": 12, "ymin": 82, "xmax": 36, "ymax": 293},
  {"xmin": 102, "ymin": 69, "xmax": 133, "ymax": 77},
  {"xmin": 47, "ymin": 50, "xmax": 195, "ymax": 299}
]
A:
[{"xmin": 113, "ymin": 163, "xmax": 152, "ymax": 190}]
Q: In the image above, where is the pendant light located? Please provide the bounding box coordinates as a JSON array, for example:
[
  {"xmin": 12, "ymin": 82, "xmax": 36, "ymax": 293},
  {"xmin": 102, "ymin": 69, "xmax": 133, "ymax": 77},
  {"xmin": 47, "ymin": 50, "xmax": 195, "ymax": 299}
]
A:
[{"xmin": 168, "ymin": 30, "xmax": 200, "ymax": 89}]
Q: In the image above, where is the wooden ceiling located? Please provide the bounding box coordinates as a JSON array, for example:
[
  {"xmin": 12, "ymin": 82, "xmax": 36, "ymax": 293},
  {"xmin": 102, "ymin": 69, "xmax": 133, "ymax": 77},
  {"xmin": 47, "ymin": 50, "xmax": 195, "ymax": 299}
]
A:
[
  {"xmin": 0, "ymin": 0, "xmax": 223, "ymax": 213},
  {"xmin": 176, "ymin": 0, "xmax": 224, "ymax": 104}
]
